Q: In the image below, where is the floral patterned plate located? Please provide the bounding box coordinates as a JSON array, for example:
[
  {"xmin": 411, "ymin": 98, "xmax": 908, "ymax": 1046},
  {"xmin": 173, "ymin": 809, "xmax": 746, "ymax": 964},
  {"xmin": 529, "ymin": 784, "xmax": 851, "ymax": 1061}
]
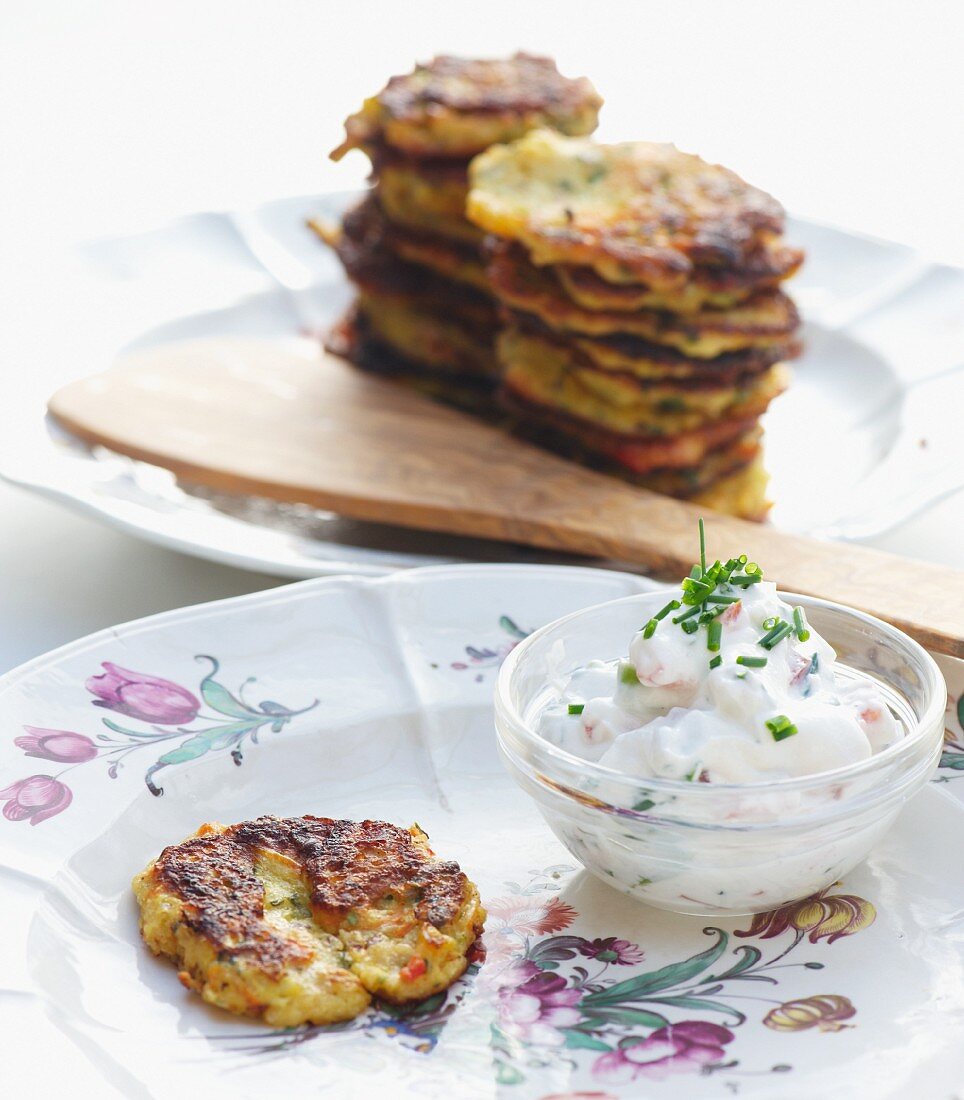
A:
[{"xmin": 2, "ymin": 564, "xmax": 964, "ymax": 1098}]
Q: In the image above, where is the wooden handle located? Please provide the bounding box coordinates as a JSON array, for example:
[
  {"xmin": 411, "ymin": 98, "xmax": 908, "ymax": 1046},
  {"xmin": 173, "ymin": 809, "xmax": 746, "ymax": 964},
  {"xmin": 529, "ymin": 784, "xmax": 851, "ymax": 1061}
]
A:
[{"xmin": 48, "ymin": 337, "xmax": 964, "ymax": 658}]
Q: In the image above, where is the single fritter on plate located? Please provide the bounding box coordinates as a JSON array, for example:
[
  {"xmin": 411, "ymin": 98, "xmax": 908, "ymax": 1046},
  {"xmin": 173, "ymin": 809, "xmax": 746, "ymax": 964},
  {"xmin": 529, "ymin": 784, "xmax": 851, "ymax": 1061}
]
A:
[
  {"xmin": 331, "ymin": 53, "xmax": 601, "ymax": 161},
  {"xmin": 468, "ymin": 130, "xmax": 789, "ymax": 287},
  {"xmin": 133, "ymin": 816, "xmax": 486, "ymax": 1028},
  {"xmin": 487, "ymin": 243, "xmax": 800, "ymax": 356}
]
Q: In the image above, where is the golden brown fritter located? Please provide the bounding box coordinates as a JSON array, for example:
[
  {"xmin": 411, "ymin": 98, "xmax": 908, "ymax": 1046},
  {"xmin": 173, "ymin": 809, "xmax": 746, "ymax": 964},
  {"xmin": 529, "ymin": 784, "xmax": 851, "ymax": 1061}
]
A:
[
  {"xmin": 505, "ymin": 389, "xmax": 763, "ymax": 471},
  {"xmin": 375, "ymin": 154, "xmax": 484, "ymax": 245},
  {"xmin": 498, "ymin": 325, "xmax": 791, "ymax": 436},
  {"xmin": 567, "ymin": 326, "xmax": 798, "ymax": 384},
  {"xmin": 555, "ymin": 243, "xmax": 804, "ymax": 313},
  {"xmin": 468, "ymin": 130, "xmax": 788, "ymax": 288},
  {"xmin": 327, "ymin": 306, "xmax": 503, "ymax": 417},
  {"xmin": 487, "ymin": 243, "xmax": 800, "ymax": 356},
  {"xmin": 508, "ymin": 398, "xmax": 771, "ymax": 517},
  {"xmin": 314, "ymin": 197, "xmax": 496, "ymax": 326},
  {"xmin": 332, "ymin": 54, "xmax": 601, "ymax": 160},
  {"xmin": 356, "ymin": 290, "xmax": 500, "ymax": 380},
  {"xmin": 133, "ymin": 816, "xmax": 486, "ymax": 1027}
]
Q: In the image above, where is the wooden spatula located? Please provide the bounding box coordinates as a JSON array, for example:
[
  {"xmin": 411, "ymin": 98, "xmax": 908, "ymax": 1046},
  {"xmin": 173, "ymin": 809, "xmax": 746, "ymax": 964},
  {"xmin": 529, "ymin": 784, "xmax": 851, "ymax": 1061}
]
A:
[{"xmin": 48, "ymin": 338, "xmax": 964, "ymax": 657}]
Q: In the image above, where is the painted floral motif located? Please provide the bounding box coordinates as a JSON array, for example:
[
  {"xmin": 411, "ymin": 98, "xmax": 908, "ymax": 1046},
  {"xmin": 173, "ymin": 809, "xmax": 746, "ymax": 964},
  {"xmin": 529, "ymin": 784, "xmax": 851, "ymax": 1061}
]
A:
[
  {"xmin": 450, "ymin": 615, "xmax": 530, "ymax": 681},
  {"xmin": 87, "ymin": 663, "xmax": 201, "ymax": 725},
  {"xmin": 15, "ymin": 728, "xmax": 97, "ymax": 764},
  {"xmin": 763, "ymin": 995, "xmax": 856, "ymax": 1033},
  {"xmin": 482, "ymin": 871, "xmax": 876, "ymax": 1088},
  {"xmin": 736, "ymin": 884, "xmax": 876, "ymax": 944},
  {"xmin": 937, "ymin": 693, "xmax": 964, "ymax": 780},
  {"xmin": 0, "ymin": 775, "xmax": 73, "ymax": 824},
  {"xmin": 594, "ymin": 1022, "xmax": 735, "ymax": 1083},
  {"xmin": 1, "ymin": 656, "xmax": 316, "ymax": 822}
]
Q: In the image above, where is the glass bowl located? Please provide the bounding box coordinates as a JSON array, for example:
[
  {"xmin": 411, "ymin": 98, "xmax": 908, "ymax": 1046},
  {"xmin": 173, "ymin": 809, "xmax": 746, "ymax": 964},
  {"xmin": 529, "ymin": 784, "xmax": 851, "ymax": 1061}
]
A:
[{"xmin": 494, "ymin": 590, "xmax": 946, "ymax": 916}]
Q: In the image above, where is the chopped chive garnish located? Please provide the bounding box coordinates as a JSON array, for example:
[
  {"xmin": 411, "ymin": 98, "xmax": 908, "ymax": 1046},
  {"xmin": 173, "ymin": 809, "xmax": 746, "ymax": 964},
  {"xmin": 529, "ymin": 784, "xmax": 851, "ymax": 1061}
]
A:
[
  {"xmin": 745, "ymin": 562, "xmax": 761, "ymax": 576},
  {"xmin": 729, "ymin": 572, "xmax": 764, "ymax": 588},
  {"xmin": 759, "ymin": 622, "xmax": 794, "ymax": 649},
  {"xmin": 672, "ymin": 604, "xmax": 703, "ymax": 624},
  {"xmin": 618, "ymin": 660, "xmax": 640, "ymax": 686},
  {"xmin": 766, "ymin": 714, "xmax": 798, "ymax": 741},
  {"xmin": 738, "ymin": 554, "xmax": 748, "ymax": 565},
  {"xmin": 736, "ymin": 655, "xmax": 768, "ymax": 668},
  {"xmin": 699, "ymin": 517, "xmax": 706, "ymax": 573},
  {"xmin": 643, "ymin": 618, "xmax": 658, "ymax": 639},
  {"xmin": 709, "ymin": 654, "xmax": 723, "ymax": 669},
  {"xmin": 793, "ymin": 607, "xmax": 811, "ymax": 642},
  {"xmin": 699, "ymin": 605, "xmax": 727, "ymax": 624},
  {"xmin": 705, "ymin": 594, "xmax": 739, "ymax": 605},
  {"xmin": 681, "ymin": 619, "xmax": 699, "ymax": 635},
  {"xmin": 568, "ymin": 703, "xmax": 585, "ymax": 715},
  {"xmin": 689, "ymin": 564, "xmax": 703, "ymax": 580},
  {"xmin": 655, "ymin": 599, "xmax": 681, "ymax": 620},
  {"xmin": 681, "ymin": 578, "xmax": 713, "ymax": 604},
  {"xmin": 707, "ymin": 621, "xmax": 722, "ymax": 652},
  {"xmin": 762, "ymin": 616, "xmax": 778, "ymax": 630}
]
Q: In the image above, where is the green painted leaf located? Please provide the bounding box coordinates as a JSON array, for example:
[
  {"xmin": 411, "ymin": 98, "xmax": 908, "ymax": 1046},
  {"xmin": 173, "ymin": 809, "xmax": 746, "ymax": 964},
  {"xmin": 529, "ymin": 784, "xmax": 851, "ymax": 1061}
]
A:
[
  {"xmin": 499, "ymin": 615, "xmax": 529, "ymax": 641},
  {"xmin": 562, "ymin": 1029, "xmax": 613, "ymax": 1052},
  {"xmin": 154, "ymin": 736, "xmax": 213, "ymax": 767},
  {"xmin": 528, "ymin": 935, "xmax": 585, "ymax": 964},
  {"xmin": 154, "ymin": 720, "xmax": 261, "ymax": 766},
  {"xmin": 101, "ymin": 718, "xmax": 164, "ymax": 740},
  {"xmin": 200, "ymin": 676, "xmax": 259, "ymax": 720},
  {"xmin": 582, "ymin": 928, "xmax": 728, "ymax": 1006},
  {"xmin": 708, "ymin": 944, "xmax": 761, "ymax": 981},
  {"xmin": 495, "ymin": 1063, "xmax": 524, "ymax": 1086},
  {"xmin": 580, "ymin": 1006, "xmax": 669, "ymax": 1030},
  {"xmin": 640, "ymin": 994, "xmax": 745, "ymax": 1024},
  {"xmin": 957, "ymin": 693, "xmax": 964, "ymax": 729},
  {"xmin": 940, "ymin": 751, "xmax": 964, "ymax": 770}
]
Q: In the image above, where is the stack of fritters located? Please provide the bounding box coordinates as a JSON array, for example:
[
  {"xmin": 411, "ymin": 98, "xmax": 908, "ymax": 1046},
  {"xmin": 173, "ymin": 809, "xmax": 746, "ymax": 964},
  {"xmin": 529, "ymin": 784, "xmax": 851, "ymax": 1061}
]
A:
[
  {"xmin": 467, "ymin": 131, "xmax": 804, "ymax": 518},
  {"xmin": 317, "ymin": 55, "xmax": 601, "ymax": 410}
]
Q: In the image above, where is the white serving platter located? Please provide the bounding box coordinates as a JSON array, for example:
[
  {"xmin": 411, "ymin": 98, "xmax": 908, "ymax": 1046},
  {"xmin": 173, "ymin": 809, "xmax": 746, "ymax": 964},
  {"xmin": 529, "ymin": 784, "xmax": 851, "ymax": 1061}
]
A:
[{"xmin": 1, "ymin": 194, "xmax": 961, "ymax": 578}]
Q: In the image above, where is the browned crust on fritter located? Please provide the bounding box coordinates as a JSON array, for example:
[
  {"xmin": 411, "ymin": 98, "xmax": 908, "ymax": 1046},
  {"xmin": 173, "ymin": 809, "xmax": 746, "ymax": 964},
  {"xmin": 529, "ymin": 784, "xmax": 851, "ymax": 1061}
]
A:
[
  {"xmin": 557, "ymin": 243, "xmax": 804, "ymax": 304},
  {"xmin": 504, "ymin": 389, "xmax": 762, "ymax": 484},
  {"xmin": 325, "ymin": 307, "xmax": 502, "ymax": 417},
  {"xmin": 487, "ymin": 243, "xmax": 801, "ymax": 344},
  {"xmin": 370, "ymin": 201, "xmax": 490, "ymax": 290},
  {"xmin": 332, "ymin": 197, "xmax": 496, "ymax": 325},
  {"xmin": 333, "ymin": 54, "xmax": 601, "ymax": 161},
  {"xmin": 380, "ymin": 53, "xmax": 599, "ymax": 119},
  {"xmin": 510, "ymin": 312, "xmax": 799, "ymax": 389},
  {"xmin": 152, "ymin": 816, "xmax": 471, "ymax": 972},
  {"xmin": 501, "ymin": 384, "xmax": 761, "ymax": 452},
  {"xmin": 367, "ymin": 143, "xmax": 474, "ymax": 177}
]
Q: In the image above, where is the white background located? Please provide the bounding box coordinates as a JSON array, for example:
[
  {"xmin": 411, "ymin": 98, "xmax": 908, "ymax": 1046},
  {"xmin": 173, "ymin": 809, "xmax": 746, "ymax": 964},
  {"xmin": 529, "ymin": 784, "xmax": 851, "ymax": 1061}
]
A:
[{"xmin": 0, "ymin": 3, "xmax": 962, "ymax": 1095}]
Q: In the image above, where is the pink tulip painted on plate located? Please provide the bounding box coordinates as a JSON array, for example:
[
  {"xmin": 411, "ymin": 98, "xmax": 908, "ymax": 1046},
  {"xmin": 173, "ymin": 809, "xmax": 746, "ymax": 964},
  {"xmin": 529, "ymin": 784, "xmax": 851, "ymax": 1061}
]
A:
[
  {"xmin": 593, "ymin": 1021, "xmax": 735, "ymax": 1083},
  {"xmin": 0, "ymin": 775, "xmax": 72, "ymax": 824},
  {"xmin": 15, "ymin": 727, "xmax": 98, "ymax": 764},
  {"xmin": 86, "ymin": 663, "xmax": 200, "ymax": 725}
]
